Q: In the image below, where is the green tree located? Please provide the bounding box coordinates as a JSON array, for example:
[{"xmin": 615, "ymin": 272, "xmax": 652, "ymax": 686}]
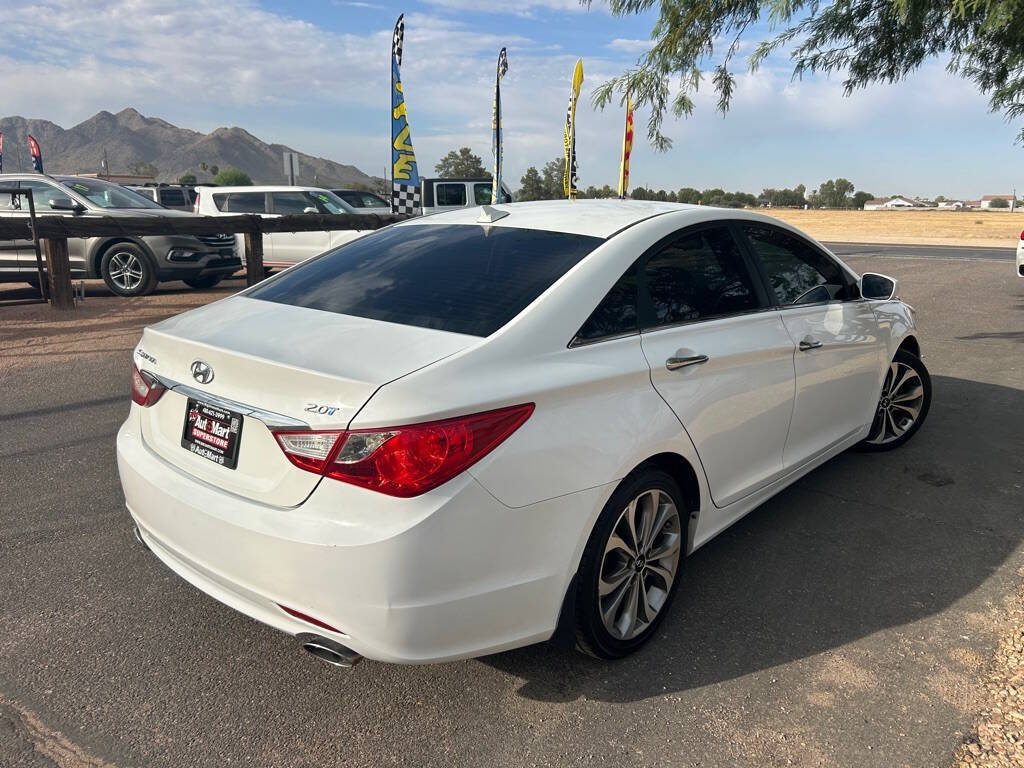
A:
[
  {"xmin": 209, "ymin": 165, "xmax": 220, "ymax": 177},
  {"xmin": 989, "ymin": 198, "xmax": 1010, "ymax": 208},
  {"xmin": 816, "ymin": 178, "xmax": 856, "ymax": 208},
  {"xmin": 128, "ymin": 161, "xmax": 158, "ymax": 178},
  {"xmin": 540, "ymin": 156, "xmax": 567, "ymax": 199},
  {"xmin": 518, "ymin": 166, "xmax": 545, "ymax": 201},
  {"xmin": 434, "ymin": 147, "xmax": 489, "ymax": 178},
  {"xmin": 213, "ymin": 168, "xmax": 253, "ymax": 186},
  {"xmin": 590, "ymin": 0, "xmax": 1024, "ymax": 146},
  {"xmin": 852, "ymin": 191, "xmax": 875, "ymax": 209},
  {"xmin": 677, "ymin": 187, "xmax": 700, "ymax": 204},
  {"xmin": 177, "ymin": 173, "xmax": 197, "ymax": 185},
  {"xmin": 199, "ymin": 162, "xmax": 209, "ymax": 172},
  {"xmin": 632, "ymin": 186, "xmax": 649, "ymax": 200}
]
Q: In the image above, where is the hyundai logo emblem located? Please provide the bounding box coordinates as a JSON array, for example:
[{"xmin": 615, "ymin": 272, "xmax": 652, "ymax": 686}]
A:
[{"xmin": 190, "ymin": 360, "xmax": 214, "ymax": 385}]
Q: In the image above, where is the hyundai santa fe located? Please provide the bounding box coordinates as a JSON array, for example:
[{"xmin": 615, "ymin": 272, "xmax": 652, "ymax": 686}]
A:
[{"xmin": 118, "ymin": 200, "xmax": 931, "ymax": 666}]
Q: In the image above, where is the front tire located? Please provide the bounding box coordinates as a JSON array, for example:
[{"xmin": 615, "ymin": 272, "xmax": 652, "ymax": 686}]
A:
[
  {"xmin": 100, "ymin": 244, "xmax": 157, "ymax": 297},
  {"xmin": 857, "ymin": 349, "xmax": 932, "ymax": 451},
  {"xmin": 575, "ymin": 468, "xmax": 686, "ymax": 659},
  {"xmin": 182, "ymin": 274, "xmax": 224, "ymax": 290}
]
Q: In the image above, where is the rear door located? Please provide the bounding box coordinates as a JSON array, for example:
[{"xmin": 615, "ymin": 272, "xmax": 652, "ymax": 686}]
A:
[
  {"xmin": 637, "ymin": 223, "xmax": 797, "ymax": 507},
  {"xmin": 739, "ymin": 223, "xmax": 886, "ymax": 466},
  {"xmin": 268, "ymin": 191, "xmax": 331, "ymax": 265}
]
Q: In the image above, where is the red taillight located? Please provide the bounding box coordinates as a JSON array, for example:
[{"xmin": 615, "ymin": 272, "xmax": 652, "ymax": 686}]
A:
[
  {"xmin": 273, "ymin": 403, "xmax": 534, "ymax": 497},
  {"xmin": 131, "ymin": 362, "xmax": 166, "ymax": 407}
]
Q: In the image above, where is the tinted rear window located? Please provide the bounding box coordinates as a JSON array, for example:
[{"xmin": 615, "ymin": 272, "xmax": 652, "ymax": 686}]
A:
[{"xmin": 247, "ymin": 224, "xmax": 602, "ymax": 337}]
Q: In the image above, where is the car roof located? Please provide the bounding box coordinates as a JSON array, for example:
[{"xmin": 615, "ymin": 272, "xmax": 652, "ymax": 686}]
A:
[
  {"xmin": 195, "ymin": 186, "xmax": 334, "ymax": 193},
  {"xmin": 397, "ymin": 199, "xmax": 701, "ymax": 239}
]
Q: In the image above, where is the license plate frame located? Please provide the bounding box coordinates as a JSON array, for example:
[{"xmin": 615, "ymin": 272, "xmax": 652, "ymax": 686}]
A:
[{"xmin": 180, "ymin": 398, "xmax": 244, "ymax": 469}]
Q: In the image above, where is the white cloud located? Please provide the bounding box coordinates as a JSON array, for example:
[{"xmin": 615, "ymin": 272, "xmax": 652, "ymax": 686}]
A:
[
  {"xmin": 607, "ymin": 38, "xmax": 650, "ymax": 54},
  {"xmin": 421, "ymin": 0, "xmax": 595, "ymax": 15}
]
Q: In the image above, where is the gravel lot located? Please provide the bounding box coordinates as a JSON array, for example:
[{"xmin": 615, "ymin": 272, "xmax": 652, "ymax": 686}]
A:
[{"xmin": 1, "ymin": 253, "xmax": 1022, "ymax": 768}]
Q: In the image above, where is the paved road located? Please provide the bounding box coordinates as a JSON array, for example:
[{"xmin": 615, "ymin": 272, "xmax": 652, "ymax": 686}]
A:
[
  {"xmin": 1, "ymin": 258, "xmax": 1022, "ymax": 767},
  {"xmin": 824, "ymin": 241, "xmax": 1016, "ymax": 261}
]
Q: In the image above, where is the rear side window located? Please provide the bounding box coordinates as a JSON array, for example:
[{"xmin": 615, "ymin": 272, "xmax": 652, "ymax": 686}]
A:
[
  {"xmin": 473, "ymin": 183, "xmax": 492, "ymax": 205},
  {"xmin": 742, "ymin": 225, "xmax": 851, "ymax": 304},
  {"xmin": 436, "ymin": 184, "xmax": 467, "ymax": 207},
  {"xmin": 159, "ymin": 189, "xmax": 186, "ymax": 206},
  {"xmin": 215, "ymin": 192, "xmax": 266, "ymax": 213},
  {"xmin": 643, "ymin": 226, "xmax": 761, "ymax": 329},
  {"xmin": 248, "ymin": 224, "xmax": 602, "ymax": 337},
  {"xmin": 573, "ymin": 262, "xmax": 639, "ymax": 344}
]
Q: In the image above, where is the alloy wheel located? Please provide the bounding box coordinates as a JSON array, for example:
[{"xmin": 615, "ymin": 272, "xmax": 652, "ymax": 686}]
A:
[
  {"xmin": 866, "ymin": 360, "xmax": 925, "ymax": 445},
  {"xmin": 107, "ymin": 251, "xmax": 144, "ymax": 291},
  {"xmin": 598, "ymin": 488, "xmax": 682, "ymax": 641}
]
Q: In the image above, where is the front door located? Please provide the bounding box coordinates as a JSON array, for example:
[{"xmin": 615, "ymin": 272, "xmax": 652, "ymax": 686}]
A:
[
  {"xmin": 16, "ymin": 179, "xmax": 89, "ymax": 275},
  {"xmin": 739, "ymin": 223, "xmax": 886, "ymax": 467},
  {"xmin": 638, "ymin": 224, "xmax": 796, "ymax": 507}
]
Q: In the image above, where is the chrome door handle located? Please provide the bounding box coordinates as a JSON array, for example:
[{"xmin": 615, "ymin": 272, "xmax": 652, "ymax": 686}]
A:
[
  {"xmin": 665, "ymin": 354, "xmax": 709, "ymax": 371},
  {"xmin": 799, "ymin": 338, "xmax": 823, "ymax": 351}
]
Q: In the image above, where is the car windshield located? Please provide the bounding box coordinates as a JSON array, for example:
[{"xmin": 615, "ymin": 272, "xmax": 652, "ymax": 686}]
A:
[
  {"xmin": 247, "ymin": 224, "xmax": 602, "ymax": 337},
  {"xmin": 58, "ymin": 178, "xmax": 164, "ymax": 209}
]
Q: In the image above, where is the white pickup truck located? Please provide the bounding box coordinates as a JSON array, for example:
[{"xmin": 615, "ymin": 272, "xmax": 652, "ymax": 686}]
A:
[
  {"xmin": 193, "ymin": 186, "xmax": 367, "ymax": 269},
  {"xmin": 419, "ymin": 178, "xmax": 512, "ymax": 216}
]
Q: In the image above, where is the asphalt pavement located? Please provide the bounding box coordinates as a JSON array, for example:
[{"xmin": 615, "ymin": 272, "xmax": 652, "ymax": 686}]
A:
[
  {"xmin": 824, "ymin": 241, "xmax": 1015, "ymax": 261},
  {"xmin": 1, "ymin": 251, "xmax": 1022, "ymax": 767}
]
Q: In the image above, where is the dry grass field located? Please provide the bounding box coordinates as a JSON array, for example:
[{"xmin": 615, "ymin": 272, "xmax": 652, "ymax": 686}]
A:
[{"xmin": 759, "ymin": 208, "xmax": 1023, "ymax": 247}]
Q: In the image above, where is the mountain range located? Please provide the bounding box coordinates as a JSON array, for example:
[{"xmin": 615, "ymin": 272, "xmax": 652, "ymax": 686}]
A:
[{"xmin": 0, "ymin": 108, "xmax": 377, "ymax": 188}]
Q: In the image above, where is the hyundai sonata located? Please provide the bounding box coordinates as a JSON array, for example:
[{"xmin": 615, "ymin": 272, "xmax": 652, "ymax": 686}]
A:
[{"xmin": 118, "ymin": 200, "xmax": 931, "ymax": 666}]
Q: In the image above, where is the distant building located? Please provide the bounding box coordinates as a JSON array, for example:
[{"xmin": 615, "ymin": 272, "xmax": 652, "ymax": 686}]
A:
[
  {"xmin": 964, "ymin": 200, "xmax": 982, "ymax": 209},
  {"xmin": 863, "ymin": 195, "xmax": 929, "ymax": 210},
  {"xmin": 980, "ymin": 194, "xmax": 1017, "ymax": 210},
  {"xmin": 936, "ymin": 200, "xmax": 964, "ymax": 209},
  {"xmin": 76, "ymin": 172, "xmax": 157, "ymax": 185}
]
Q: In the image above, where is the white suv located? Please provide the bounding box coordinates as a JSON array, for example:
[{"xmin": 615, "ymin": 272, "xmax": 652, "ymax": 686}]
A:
[{"xmin": 193, "ymin": 186, "xmax": 367, "ymax": 269}]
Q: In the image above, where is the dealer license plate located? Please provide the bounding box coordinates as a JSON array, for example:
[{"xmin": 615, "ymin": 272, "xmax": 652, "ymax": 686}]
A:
[{"xmin": 181, "ymin": 398, "xmax": 243, "ymax": 469}]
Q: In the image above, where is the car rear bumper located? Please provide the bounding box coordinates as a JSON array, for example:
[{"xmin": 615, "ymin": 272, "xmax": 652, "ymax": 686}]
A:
[{"xmin": 116, "ymin": 414, "xmax": 603, "ymax": 663}]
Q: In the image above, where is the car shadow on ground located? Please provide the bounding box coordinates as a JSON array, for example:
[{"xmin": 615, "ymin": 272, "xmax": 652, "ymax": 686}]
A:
[{"xmin": 480, "ymin": 375, "xmax": 1024, "ymax": 703}]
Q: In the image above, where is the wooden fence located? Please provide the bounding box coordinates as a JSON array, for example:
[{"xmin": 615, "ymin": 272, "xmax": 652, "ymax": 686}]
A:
[{"xmin": 0, "ymin": 212, "xmax": 406, "ymax": 310}]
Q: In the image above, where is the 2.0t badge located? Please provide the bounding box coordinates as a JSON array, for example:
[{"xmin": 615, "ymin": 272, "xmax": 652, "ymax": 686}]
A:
[{"xmin": 191, "ymin": 360, "xmax": 214, "ymax": 385}]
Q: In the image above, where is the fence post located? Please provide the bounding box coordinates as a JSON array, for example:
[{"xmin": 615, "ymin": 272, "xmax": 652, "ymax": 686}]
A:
[
  {"xmin": 43, "ymin": 237, "xmax": 74, "ymax": 310},
  {"xmin": 244, "ymin": 231, "xmax": 264, "ymax": 287}
]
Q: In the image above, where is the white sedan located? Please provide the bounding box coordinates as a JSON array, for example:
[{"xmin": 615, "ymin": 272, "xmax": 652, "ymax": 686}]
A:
[{"xmin": 117, "ymin": 200, "xmax": 931, "ymax": 666}]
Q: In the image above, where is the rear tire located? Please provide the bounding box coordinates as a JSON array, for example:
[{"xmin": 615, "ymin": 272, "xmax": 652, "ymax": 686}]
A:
[
  {"xmin": 856, "ymin": 349, "xmax": 931, "ymax": 451},
  {"xmin": 575, "ymin": 468, "xmax": 686, "ymax": 660},
  {"xmin": 100, "ymin": 244, "xmax": 157, "ymax": 297},
  {"xmin": 183, "ymin": 274, "xmax": 224, "ymax": 290}
]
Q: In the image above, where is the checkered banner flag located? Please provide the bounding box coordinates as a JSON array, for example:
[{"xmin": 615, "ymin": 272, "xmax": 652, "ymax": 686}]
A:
[
  {"xmin": 562, "ymin": 59, "xmax": 584, "ymax": 200},
  {"xmin": 391, "ymin": 13, "xmax": 420, "ymax": 215},
  {"xmin": 392, "ymin": 13, "xmax": 404, "ymax": 66}
]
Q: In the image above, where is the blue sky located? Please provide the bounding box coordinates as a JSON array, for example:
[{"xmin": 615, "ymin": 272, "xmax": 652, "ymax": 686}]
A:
[{"xmin": 3, "ymin": 0, "xmax": 1021, "ymax": 198}]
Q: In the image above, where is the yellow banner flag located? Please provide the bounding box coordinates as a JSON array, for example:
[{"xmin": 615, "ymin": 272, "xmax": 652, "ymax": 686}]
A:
[{"xmin": 563, "ymin": 58, "xmax": 584, "ymax": 199}]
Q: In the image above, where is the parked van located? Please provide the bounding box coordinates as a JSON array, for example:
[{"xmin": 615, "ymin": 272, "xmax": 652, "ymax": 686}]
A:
[
  {"xmin": 420, "ymin": 178, "xmax": 512, "ymax": 216},
  {"xmin": 125, "ymin": 184, "xmax": 196, "ymax": 211}
]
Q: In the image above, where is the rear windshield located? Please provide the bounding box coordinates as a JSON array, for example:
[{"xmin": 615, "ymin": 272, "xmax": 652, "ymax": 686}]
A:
[{"xmin": 247, "ymin": 224, "xmax": 602, "ymax": 337}]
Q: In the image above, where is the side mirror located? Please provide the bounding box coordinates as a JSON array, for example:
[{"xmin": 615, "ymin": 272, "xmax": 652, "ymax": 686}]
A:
[
  {"xmin": 302, "ymin": 206, "xmax": 318, "ymax": 214},
  {"xmin": 49, "ymin": 197, "xmax": 85, "ymax": 213},
  {"xmin": 859, "ymin": 272, "xmax": 899, "ymax": 301}
]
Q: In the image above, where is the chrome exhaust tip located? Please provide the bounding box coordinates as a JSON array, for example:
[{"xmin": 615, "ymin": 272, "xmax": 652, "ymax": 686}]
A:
[
  {"xmin": 297, "ymin": 633, "xmax": 363, "ymax": 668},
  {"xmin": 132, "ymin": 525, "xmax": 150, "ymax": 551}
]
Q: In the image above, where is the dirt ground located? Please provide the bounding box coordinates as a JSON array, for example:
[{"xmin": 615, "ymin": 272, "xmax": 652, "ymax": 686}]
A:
[{"xmin": 761, "ymin": 209, "xmax": 1024, "ymax": 247}]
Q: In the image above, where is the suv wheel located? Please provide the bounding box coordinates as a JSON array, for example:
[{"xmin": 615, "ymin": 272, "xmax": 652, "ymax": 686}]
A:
[
  {"xmin": 183, "ymin": 274, "xmax": 224, "ymax": 290},
  {"xmin": 101, "ymin": 244, "xmax": 157, "ymax": 297}
]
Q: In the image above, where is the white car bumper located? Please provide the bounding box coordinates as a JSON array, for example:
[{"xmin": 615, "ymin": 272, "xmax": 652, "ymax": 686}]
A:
[{"xmin": 117, "ymin": 416, "xmax": 605, "ymax": 664}]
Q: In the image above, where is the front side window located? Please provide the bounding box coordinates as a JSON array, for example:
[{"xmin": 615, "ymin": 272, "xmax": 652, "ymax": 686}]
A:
[
  {"xmin": 742, "ymin": 225, "xmax": 851, "ymax": 305},
  {"xmin": 19, "ymin": 180, "xmax": 74, "ymax": 209},
  {"xmin": 643, "ymin": 226, "xmax": 761, "ymax": 329},
  {"xmin": 56, "ymin": 177, "xmax": 163, "ymax": 209},
  {"xmin": 248, "ymin": 224, "xmax": 602, "ymax": 337},
  {"xmin": 271, "ymin": 191, "xmax": 316, "ymax": 214},
  {"xmin": 574, "ymin": 262, "xmax": 639, "ymax": 344},
  {"xmin": 436, "ymin": 184, "xmax": 467, "ymax": 207},
  {"xmin": 216, "ymin": 192, "xmax": 266, "ymax": 213}
]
